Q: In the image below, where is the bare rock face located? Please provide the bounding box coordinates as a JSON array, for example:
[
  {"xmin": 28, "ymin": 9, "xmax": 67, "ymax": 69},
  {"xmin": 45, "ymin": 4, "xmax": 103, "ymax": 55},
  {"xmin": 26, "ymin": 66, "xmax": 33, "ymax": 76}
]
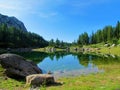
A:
[
  {"xmin": 0, "ymin": 13, "xmax": 27, "ymax": 32},
  {"xmin": 0, "ymin": 53, "xmax": 42, "ymax": 79},
  {"xmin": 26, "ymin": 74, "xmax": 55, "ymax": 86}
]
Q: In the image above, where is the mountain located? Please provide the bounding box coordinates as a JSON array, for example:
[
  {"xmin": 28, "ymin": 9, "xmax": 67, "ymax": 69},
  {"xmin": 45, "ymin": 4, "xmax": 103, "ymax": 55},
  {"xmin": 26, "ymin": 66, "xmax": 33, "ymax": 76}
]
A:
[
  {"xmin": 0, "ymin": 13, "xmax": 48, "ymax": 48},
  {"xmin": 0, "ymin": 13, "xmax": 27, "ymax": 32}
]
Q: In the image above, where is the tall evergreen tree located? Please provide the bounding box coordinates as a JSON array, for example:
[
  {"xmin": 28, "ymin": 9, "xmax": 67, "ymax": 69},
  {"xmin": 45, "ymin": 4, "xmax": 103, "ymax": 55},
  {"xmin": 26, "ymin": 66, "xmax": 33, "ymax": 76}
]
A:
[
  {"xmin": 115, "ymin": 21, "xmax": 120, "ymax": 39},
  {"xmin": 55, "ymin": 38, "xmax": 60, "ymax": 47},
  {"xmin": 49, "ymin": 39, "xmax": 55, "ymax": 46}
]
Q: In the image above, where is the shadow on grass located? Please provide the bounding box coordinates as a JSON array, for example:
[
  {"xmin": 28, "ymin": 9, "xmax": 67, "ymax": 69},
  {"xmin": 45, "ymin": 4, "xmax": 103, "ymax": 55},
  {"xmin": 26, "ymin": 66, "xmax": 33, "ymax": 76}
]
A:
[
  {"xmin": 30, "ymin": 82, "xmax": 63, "ymax": 89},
  {"xmin": 49, "ymin": 82, "xmax": 63, "ymax": 87}
]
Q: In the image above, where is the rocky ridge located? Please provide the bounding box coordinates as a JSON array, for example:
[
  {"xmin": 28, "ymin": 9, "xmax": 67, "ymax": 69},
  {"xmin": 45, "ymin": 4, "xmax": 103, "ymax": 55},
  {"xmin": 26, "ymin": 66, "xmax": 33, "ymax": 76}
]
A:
[{"xmin": 0, "ymin": 13, "xmax": 27, "ymax": 31}]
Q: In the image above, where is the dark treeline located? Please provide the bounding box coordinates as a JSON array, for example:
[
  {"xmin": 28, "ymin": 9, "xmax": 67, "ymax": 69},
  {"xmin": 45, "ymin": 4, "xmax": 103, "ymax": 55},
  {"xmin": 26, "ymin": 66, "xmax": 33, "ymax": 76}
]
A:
[
  {"xmin": 49, "ymin": 38, "xmax": 71, "ymax": 48},
  {"xmin": 77, "ymin": 21, "xmax": 120, "ymax": 45},
  {"xmin": 0, "ymin": 24, "xmax": 48, "ymax": 48}
]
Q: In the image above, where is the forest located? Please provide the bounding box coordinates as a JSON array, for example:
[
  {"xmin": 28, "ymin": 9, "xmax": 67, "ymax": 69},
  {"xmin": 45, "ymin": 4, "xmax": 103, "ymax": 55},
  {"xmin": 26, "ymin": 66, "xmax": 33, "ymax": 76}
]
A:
[
  {"xmin": 0, "ymin": 21, "xmax": 120, "ymax": 49},
  {"xmin": 77, "ymin": 21, "xmax": 120, "ymax": 46},
  {"xmin": 0, "ymin": 23, "xmax": 48, "ymax": 48}
]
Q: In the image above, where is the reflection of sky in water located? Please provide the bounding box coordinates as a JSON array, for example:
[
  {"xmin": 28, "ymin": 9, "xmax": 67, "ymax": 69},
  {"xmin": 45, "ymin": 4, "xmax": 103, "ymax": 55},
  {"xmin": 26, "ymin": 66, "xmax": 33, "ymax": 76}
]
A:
[{"xmin": 37, "ymin": 54, "xmax": 103, "ymax": 76}]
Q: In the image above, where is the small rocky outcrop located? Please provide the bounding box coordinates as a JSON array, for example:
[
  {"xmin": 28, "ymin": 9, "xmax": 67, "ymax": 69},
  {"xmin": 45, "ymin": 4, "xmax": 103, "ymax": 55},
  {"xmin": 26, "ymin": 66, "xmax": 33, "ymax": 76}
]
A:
[
  {"xmin": 0, "ymin": 53, "xmax": 42, "ymax": 79},
  {"xmin": 0, "ymin": 13, "xmax": 27, "ymax": 32},
  {"xmin": 26, "ymin": 74, "xmax": 55, "ymax": 87}
]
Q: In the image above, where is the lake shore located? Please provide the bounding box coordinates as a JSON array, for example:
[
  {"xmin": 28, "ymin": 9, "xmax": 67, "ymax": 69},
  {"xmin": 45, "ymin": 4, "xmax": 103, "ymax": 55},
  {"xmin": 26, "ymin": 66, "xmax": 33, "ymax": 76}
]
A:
[
  {"xmin": 33, "ymin": 45, "xmax": 120, "ymax": 56},
  {"xmin": 0, "ymin": 46, "xmax": 120, "ymax": 90},
  {"xmin": 1, "ymin": 60, "xmax": 120, "ymax": 90}
]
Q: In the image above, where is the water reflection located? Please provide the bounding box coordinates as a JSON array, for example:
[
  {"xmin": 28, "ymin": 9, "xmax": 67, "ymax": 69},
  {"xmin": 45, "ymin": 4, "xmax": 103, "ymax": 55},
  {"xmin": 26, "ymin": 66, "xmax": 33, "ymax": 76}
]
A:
[
  {"xmin": 17, "ymin": 51, "xmax": 120, "ymax": 77},
  {"xmin": 36, "ymin": 52, "xmax": 106, "ymax": 77}
]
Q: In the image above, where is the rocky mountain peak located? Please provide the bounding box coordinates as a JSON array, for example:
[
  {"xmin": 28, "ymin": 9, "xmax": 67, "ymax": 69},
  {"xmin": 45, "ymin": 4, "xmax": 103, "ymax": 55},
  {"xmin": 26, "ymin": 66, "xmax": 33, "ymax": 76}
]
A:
[{"xmin": 0, "ymin": 13, "xmax": 27, "ymax": 32}]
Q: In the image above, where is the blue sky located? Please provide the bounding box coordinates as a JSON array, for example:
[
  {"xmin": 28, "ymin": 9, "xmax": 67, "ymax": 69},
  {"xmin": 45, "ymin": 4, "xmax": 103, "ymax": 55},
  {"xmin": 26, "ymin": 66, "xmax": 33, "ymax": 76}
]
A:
[{"xmin": 0, "ymin": 0, "xmax": 120, "ymax": 42}]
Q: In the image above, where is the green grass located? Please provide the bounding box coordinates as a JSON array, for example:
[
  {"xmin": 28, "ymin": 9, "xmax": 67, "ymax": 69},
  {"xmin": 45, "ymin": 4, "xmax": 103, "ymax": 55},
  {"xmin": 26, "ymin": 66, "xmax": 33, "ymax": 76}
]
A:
[
  {"xmin": 0, "ymin": 66, "xmax": 25, "ymax": 90},
  {"xmin": 47, "ymin": 63, "xmax": 120, "ymax": 90},
  {"xmin": 1, "ymin": 62, "xmax": 120, "ymax": 90},
  {"xmin": 33, "ymin": 47, "xmax": 66, "ymax": 52},
  {"xmin": 83, "ymin": 43, "xmax": 104, "ymax": 48},
  {"xmin": 99, "ymin": 46, "xmax": 120, "ymax": 56},
  {"xmin": 83, "ymin": 43, "xmax": 120, "ymax": 56},
  {"xmin": 0, "ymin": 45, "xmax": 120, "ymax": 90},
  {"xmin": 0, "ymin": 78, "xmax": 25, "ymax": 90}
]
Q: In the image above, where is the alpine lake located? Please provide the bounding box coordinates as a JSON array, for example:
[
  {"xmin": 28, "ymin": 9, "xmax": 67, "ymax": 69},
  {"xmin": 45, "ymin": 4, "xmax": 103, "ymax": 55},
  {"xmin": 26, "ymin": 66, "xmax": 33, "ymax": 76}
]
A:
[{"xmin": 16, "ymin": 51, "xmax": 120, "ymax": 79}]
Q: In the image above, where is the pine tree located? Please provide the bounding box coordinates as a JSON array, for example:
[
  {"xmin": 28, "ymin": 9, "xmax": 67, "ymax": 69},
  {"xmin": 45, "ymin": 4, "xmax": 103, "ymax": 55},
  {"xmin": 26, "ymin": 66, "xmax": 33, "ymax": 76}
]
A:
[{"xmin": 115, "ymin": 21, "xmax": 120, "ymax": 39}]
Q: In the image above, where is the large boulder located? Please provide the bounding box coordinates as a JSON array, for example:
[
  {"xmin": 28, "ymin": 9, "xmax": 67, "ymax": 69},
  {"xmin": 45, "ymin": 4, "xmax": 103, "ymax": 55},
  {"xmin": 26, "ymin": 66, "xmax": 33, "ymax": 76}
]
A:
[
  {"xmin": 26, "ymin": 74, "xmax": 55, "ymax": 87},
  {"xmin": 0, "ymin": 53, "xmax": 42, "ymax": 79}
]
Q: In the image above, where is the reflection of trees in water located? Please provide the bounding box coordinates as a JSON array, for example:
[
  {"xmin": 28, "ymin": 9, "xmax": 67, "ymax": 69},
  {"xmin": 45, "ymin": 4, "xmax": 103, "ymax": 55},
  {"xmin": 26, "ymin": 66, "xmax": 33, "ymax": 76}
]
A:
[
  {"xmin": 92, "ymin": 54, "xmax": 120, "ymax": 65},
  {"xmin": 17, "ymin": 51, "xmax": 71, "ymax": 63},
  {"xmin": 76, "ymin": 54, "xmax": 90, "ymax": 67},
  {"xmin": 16, "ymin": 51, "xmax": 48, "ymax": 63},
  {"xmin": 48, "ymin": 52, "xmax": 71, "ymax": 60},
  {"xmin": 73, "ymin": 53, "xmax": 120, "ymax": 67},
  {"xmin": 48, "ymin": 54, "xmax": 54, "ymax": 60},
  {"xmin": 16, "ymin": 51, "xmax": 120, "ymax": 66}
]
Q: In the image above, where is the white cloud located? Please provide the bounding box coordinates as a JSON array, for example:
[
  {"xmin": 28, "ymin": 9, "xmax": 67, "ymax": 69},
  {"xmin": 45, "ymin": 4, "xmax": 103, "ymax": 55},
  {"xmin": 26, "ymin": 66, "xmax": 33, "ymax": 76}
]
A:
[
  {"xmin": 0, "ymin": 0, "xmax": 59, "ymax": 18},
  {"xmin": 0, "ymin": 0, "xmax": 45, "ymax": 16},
  {"xmin": 0, "ymin": 0, "xmax": 111, "ymax": 18}
]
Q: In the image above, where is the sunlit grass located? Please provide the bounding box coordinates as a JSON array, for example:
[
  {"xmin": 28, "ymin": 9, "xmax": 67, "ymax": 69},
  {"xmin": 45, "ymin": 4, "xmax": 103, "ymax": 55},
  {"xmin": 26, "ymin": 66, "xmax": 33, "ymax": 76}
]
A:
[
  {"xmin": 47, "ymin": 63, "xmax": 120, "ymax": 90},
  {"xmin": 0, "ymin": 66, "xmax": 26, "ymax": 90},
  {"xmin": 33, "ymin": 47, "xmax": 66, "ymax": 52},
  {"xmin": 99, "ymin": 46, "xmax": 120, "ymax": 56},
  {"xmin": 83, "ymin": 43, "xmax": 120, "ymax": 56}
]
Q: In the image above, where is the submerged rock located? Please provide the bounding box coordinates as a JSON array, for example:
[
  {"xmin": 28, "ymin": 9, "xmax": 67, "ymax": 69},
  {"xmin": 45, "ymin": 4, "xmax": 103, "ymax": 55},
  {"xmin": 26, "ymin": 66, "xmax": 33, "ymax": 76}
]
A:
[{"xmin": 0, "ymin": 53, "xmax": 42, "ymax": 79}]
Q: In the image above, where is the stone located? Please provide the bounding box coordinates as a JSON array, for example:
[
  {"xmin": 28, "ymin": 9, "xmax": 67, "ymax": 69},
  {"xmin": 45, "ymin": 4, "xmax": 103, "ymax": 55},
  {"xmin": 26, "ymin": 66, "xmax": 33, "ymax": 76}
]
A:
[
  {"xmin": 0, "ymin": 53, "xmax": 42, "ymax": 79},
  {"xmin": 25, "ymin": 74, "xmax": 55, "ymax": 87},
  {"xmin": 111, "ymin": 44, "xmax": 115, "ymax": 47},
  {"xmin": 104, "ymin": 44, "xmax": 110, "ymax": 47}
]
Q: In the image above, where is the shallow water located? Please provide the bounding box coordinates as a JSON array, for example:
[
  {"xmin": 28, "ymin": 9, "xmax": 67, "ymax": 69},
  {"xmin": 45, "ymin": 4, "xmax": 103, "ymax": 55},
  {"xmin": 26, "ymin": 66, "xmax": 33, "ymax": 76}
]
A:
[{"xmin": 37, "ymin": 53, "xmax": 105, "ymax": 77}]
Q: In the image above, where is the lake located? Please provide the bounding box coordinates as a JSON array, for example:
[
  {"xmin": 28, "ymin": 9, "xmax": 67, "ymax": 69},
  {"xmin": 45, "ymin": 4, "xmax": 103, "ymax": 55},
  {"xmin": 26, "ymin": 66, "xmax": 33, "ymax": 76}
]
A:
[
  {"xmin": 37, "ymin": 52, "xmax": 104, "ymax": 77},
  {"xmin": 16, "ymin": 51, "xmax": 120, "ymax": 78}
]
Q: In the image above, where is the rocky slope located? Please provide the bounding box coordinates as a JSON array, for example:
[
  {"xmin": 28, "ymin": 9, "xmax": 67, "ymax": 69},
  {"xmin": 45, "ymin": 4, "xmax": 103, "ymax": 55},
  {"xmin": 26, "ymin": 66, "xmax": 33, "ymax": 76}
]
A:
[{"xmin": 0, "ymin": 13, "xmax": 27, "ymax": 31}]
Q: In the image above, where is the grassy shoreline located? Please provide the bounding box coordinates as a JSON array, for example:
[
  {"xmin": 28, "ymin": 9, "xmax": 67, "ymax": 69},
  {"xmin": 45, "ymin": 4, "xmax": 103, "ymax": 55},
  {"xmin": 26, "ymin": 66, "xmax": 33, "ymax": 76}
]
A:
[
  {"xmin": 33, "ymin": 45, "xmax": 120, "ymax": 56},
  {"xmin": 0, "ymin": 45, "xmax": 120, "ymax": 90},
  {"xmin": 83, "ymin": 43, "xmax": 120, "ymax": 56},
  {"xmin": 1, "ymin": 63, "xmax": 120, "ymax": 90},
  {"xmin": 99, "ymin": 46, "xmax": 120, "ymax": 56}
]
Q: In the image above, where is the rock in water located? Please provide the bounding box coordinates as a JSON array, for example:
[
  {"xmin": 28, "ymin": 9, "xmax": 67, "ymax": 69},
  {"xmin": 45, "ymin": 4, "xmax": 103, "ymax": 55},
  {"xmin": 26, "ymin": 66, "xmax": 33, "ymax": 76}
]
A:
[
  {"xmin": 0, "ymin": 53, "xmax": 42, "ymax": 79},
  {"xmin": 26, "ymin": 74, "xmax": 55, "ymax": 87},
  {"xmin": 0, "ymin": 13, "xmax": 27, "ymax": 32}
]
